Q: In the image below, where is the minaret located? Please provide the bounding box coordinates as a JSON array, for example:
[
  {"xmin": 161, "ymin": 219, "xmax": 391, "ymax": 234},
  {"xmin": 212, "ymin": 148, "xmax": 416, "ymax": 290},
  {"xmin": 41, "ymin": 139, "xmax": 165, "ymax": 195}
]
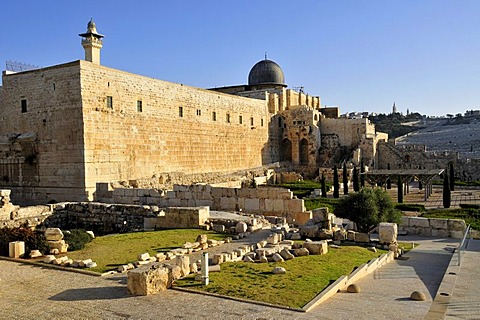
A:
[
  {"xmin": 392, "ymin": 102, "xmax": 397, "ymax": 114},
  {"xmin": 79, "ymin": 18, "xmax": 104, "ymax": 64}
]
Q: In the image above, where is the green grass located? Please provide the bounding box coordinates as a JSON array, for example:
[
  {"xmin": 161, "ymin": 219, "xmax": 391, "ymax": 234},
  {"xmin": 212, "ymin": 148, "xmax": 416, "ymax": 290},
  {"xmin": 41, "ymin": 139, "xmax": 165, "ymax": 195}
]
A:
[
  {"xmin": 66, "ymin": 229, "xmax": 227, "ymax": 273},
  {"xmin": 304, "ymin": 197, "xmax": 340, "ymax": 212},
  {"xmin": 422, "ymin": 208, "xmax": 480, "ymax": 231},
  {"xmin": 395, "ymin": 203, "xmax": 426, "ymax": 212},
  {"xmin": 175, "ymin": 245, "xmax": 386, "ymax": 309},
  {"xmin": 277, "ymin": 180, "xmax": 330, "ymax": 198}
]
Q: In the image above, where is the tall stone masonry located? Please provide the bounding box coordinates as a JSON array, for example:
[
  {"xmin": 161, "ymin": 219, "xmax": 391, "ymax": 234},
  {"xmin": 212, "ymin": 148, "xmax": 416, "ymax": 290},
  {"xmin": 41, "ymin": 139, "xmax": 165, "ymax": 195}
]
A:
[{"xmin": 79, "ymin": 18, "xmax": 104, "ymax": 64}]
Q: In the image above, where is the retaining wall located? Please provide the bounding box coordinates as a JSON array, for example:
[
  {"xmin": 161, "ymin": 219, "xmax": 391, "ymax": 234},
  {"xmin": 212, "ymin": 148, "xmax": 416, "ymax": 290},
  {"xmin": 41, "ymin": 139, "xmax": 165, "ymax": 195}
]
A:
[
  {"xmin": 96, "ymin": 184, "xmax": 311, "ymax": 224},
  {"xmin": 399, "ymin": 217, "xmax": 466, "ymax": 238}
]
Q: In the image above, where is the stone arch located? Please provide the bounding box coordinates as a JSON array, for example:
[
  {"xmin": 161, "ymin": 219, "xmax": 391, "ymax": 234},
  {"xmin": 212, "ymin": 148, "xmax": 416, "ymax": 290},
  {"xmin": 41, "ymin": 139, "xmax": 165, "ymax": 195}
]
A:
[
  {"xmin": 299, "ymin": 138, "xmax": 309, "ymax": 165},
  {"xmin": 280, "ymin": 139, "xmax": 292, "ymax": 162}
]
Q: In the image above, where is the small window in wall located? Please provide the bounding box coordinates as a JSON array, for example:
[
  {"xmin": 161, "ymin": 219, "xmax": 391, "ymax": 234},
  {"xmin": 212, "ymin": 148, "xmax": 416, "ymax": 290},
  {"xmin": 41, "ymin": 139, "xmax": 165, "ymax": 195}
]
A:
[
  {"xmin": 278, "ymin": 117, "xmax": 282, "ymax": 127},
  {"xmin": 21, "ymin": 99, "xmax": 27, "ymax": 113},
  {"xmin": 179, "ymin": 106, "xmax": 183, "ymax": 117},
  {"xmin": 226, "ymin": 113, "xmax": 231, "ymax": 123},
  {"xmin": 250, "ymin": 117, "xmax": 254, "ymax": 126},
  {"xmin": 261, "ymin": 118, "xmax": 264, "ymax": 127},
  {"xmin": 196, "ymin": 109, "xmax": 202, "ymax": 116},
  {"xmin": 137, "ymin": 100, "xmax": 143, "ymax": 112},
  {"xmin": 107, "ymin": 96, "xmax": 113, "ymax": 109},
  {"xmin": 212, "ymin": 111, "xmax": 217, "ymax": 121},
  {"xmin": 239, "ymin": 115, "xmax": 243, "ymax": 124}
]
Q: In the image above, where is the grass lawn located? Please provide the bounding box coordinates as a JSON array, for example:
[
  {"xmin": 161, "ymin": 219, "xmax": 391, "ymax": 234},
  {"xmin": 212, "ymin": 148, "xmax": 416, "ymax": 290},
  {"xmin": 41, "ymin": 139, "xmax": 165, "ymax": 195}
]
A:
[
  {"xmin": 277, "ymin": 180, "xmax": 329, "ymax": 198},
  {"xmin": 304, "ymin": 197, "xmax": 340, "ymax": 212},
  {"xmin": 67, "ymin": 229, "xmax": 227, "ymax": 273},
  {"xmin": 175, "ymin": 245, "xmax": 386, "ymax": 309}
]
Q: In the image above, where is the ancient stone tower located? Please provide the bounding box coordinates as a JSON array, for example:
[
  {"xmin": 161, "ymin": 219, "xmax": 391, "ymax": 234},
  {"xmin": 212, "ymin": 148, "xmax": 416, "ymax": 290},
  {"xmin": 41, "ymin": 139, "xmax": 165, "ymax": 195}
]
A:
[{"xmin": 79, "ymin": 18, "xmax": 104, "ymax": 64}]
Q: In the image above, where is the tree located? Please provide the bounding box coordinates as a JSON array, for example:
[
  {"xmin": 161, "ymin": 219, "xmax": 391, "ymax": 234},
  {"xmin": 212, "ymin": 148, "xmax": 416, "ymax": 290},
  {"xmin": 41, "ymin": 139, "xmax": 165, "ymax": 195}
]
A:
[
  {"xmin": 360, "ymin": 159, "xmax": 365, "ymax": 188},
  {"xmin": 397, "ymin": 176, "xmax": 403, "ymax": 203},
  {"xmin": 386, "ymin": 163, "xmax": 391, "ymax": 189},
  {"xmin": 333, "ymin": 165, "xmax": 340, "ymax": 198},
  {"xmin": 449, "ymin": 162, "xmax": 455, "ymax": 191},
  {"xmin": 343, "ymin": 162, "xmax": 349, "ymax": 195},
  {"xmin": 352, "ymin": 166, "xmax": 360, "ymax": 192},
  {"xmin": 443, "ymin": 172, "xmax": 451, "ymax": 209},
  {"xmin": 321, "ymin": 172, "xmax": 327, "ymax": 198},
  {"xmin": 335, "ymin": 188, "xmax": 401, "ymax": 233}
]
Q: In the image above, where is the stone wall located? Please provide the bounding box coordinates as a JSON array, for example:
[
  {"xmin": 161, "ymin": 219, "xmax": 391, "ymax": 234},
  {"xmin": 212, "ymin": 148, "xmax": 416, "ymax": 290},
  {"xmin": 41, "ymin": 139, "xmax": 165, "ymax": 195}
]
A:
[
  {"xmin": 0, "ymin": 63, "xmax": 87, "ymax": 203},
  {"xmin": 80, "ymin": 61, "xmax": 274, "ymax": 199},
  {"xmin": 0, "ymin": 61, "xmax": 277, "ymax": 203},
  {"xmin": 41, "ymin": 203, "xmax": 209, "ymax": 235},
  {"xmin": 95, "ymin": 184, "xmax": 311, "ymax": 225},
  {"xmin": 399, "ymin": 216, "xmax": 466, "ymax": 238}
]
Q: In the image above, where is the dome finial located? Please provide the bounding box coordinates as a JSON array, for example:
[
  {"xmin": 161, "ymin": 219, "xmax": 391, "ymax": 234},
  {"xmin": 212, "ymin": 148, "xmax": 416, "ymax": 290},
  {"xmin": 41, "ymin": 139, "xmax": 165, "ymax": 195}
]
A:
[{"xmin": 265, "ymin": 52, "xmax": 267, "ymax": 60}]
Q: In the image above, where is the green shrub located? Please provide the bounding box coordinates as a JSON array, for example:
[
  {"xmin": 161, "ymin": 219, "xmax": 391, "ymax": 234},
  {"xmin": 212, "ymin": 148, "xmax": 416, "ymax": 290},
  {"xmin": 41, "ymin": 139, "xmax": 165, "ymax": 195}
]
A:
[
  {"xmin": 395, "ymin": 203, "xmax": 426, "ymax": 212},
  {"xmin": 0, "ymin": 226, "xmax": 49, "ymax": 257},
  {"xmin": 64, "ymin": 229, "xmax": 93, "ymax": 251}
]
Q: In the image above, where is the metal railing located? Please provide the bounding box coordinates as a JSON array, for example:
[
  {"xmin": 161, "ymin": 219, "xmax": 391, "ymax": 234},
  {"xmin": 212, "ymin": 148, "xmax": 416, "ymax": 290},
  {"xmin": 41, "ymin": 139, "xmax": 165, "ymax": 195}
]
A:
[{"xmin": 457, "ymin": 224, "xmax": 471, "ymax": 266}]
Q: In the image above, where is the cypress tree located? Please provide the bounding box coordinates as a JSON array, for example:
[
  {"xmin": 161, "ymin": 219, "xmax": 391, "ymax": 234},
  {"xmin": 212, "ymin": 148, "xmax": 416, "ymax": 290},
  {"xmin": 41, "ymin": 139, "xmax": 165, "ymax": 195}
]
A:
[
  {"xmin": 360, "ymin": 159, "xmax": 365, "ymax": 188},
  {"xmin": 449, "ymin": 162, "xmax": 455, "ymax": 191},
  {"xmin": 443, "ymin": 172, "xmax": 451, "ymax": 208},
  {"xmin": 343, "ymin": 162, "xmax": 349, "ymax": 195},
  {"xmin": 353, "ymin": 166, "xmax": 359, "ymax": 192},
  {"xmin": 386, "ymin": 163, "xmax": 391, "ymax": 189},
  {"xmin": 321, "ymin": 172, "xmax": 327, "ymax": 198},
  {"xmin": 397, "ymin": 176, "xmax": 403, "ymax": 203},
  {"xmin": 333, "ymin": 165, "xmax": 340, "ymax": 198}
]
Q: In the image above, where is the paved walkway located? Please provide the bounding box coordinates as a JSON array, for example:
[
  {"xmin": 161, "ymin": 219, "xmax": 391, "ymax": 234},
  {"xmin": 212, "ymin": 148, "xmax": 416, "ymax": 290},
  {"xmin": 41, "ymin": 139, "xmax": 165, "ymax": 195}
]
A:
[
  {"xmin": 0, "ymin": 234, "xmax": 462, "ymax": 319},
  {"xmin": 444, "ymin": 239, "xmax": 480, "ymax": 319}
]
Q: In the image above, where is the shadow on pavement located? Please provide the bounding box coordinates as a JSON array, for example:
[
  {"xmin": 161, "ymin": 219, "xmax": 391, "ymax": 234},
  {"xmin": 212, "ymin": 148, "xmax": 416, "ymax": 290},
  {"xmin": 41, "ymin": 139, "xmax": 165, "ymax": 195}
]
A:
[{"xmin": 48, "ymin": 286, "xmax": 131, "ymax": 301}]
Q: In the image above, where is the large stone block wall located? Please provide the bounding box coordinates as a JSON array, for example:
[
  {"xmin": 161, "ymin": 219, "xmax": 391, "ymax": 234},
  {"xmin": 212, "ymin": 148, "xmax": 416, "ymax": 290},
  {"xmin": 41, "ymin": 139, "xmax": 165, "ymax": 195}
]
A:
[
  {"xmin": 0, "ymin": 63, "xmax": 87, "ymax": 203},
  {"xmin": 79, "ymin": 61, "xmax": 273, "ymax": 198},
  {"xmin": 41, "ymin": 203, "xmax": 209, "ymax": 235},
  {"xmin": 399, "ymin": 216, "xmax": 466, "ymax": 238},
  {"xmin": 95, "ymin": 184, "xmax": 309, "ymax": 224}
]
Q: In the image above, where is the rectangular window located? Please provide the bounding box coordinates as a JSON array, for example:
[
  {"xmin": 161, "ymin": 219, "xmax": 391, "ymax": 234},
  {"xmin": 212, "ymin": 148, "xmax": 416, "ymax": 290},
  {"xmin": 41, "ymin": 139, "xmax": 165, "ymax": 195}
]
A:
[
  {"xmin": 21, "ymin": 99, "xmax": 27, "ymax": 113},
  {"xmin": 107, "ymin": 96, "xmax": 113, "ymax": 109},
  {"xmin": 179, "ymin": 106, "xmax": 183, "ymax": 117},
  {"xmin": 212, "ymin": 111, "xmax": 217, "ymax": 121},
  {"xmin": 239, "ymin": 115, "xmax": 243, "ymax": 124},
  {"xmin": 196, "ymin": 109, "xmax": 202, "ymax": 116},
  {"xmin": 137, "ymin": 100, "xmax": 143, "ymax": 112},
  {"xmin": 261, "ymin": 118, "xmax": 264, "ymax": 127},
  {"xmin": 226, "ymin": 113, "xmax": 231, "ymax": 123},
  {"xmin": 250, "ymin": 117, "xmax": 254, "ymax": 126}
]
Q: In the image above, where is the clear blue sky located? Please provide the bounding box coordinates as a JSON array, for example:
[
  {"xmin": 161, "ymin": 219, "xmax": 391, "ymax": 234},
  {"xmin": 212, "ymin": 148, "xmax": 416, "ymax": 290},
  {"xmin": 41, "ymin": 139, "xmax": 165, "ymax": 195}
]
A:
[{"xmin": 1, "ymin": 1, "xmax": 479, "ymax": 116}]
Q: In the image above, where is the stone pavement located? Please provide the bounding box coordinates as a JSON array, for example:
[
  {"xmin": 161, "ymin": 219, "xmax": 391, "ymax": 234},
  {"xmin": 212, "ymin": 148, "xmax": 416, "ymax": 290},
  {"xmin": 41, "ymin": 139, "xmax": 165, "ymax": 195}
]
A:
[
  {"xmin": 444, "ymin": 238, "xmax": 480, "ymax": 319},
  {"xmin": 0, "ymin": 235, "xmax": 462, "ymax": 320}
]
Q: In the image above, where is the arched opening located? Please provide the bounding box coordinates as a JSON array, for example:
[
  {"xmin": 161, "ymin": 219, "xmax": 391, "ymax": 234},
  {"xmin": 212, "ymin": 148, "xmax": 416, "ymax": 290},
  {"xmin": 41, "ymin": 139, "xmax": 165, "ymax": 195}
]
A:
[
  {"xmin": 299, "ymin": 138, "xmax": 309, "ymax": 165},
  {"xmin": 280, "ymin": 139, "xmax": 292, "ymax": 162}
]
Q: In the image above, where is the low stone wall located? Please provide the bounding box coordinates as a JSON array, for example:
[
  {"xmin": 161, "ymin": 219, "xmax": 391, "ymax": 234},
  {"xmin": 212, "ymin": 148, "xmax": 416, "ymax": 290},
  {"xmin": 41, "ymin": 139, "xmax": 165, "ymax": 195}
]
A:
[
  {"xmin": 399, "ymin": 217, "xmax": 466, "ymax": 238},
  {"xmin": 0, "ymin": 190, "xmax": 52, "ymax": 228},
  {"xmin": 96, "ymin": 184, "xmax": 310, "ymax": 225},
  {"xmin": 41, "ymin": 203, "xmax": 209, "ymax": 235}
]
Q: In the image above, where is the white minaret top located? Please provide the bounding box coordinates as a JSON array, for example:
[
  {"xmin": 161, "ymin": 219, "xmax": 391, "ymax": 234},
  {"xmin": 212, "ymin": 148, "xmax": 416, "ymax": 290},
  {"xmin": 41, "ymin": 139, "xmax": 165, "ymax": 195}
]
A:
[{"xmin": 79, "ymin": 18, "xmax": 104, "ymax": 64}]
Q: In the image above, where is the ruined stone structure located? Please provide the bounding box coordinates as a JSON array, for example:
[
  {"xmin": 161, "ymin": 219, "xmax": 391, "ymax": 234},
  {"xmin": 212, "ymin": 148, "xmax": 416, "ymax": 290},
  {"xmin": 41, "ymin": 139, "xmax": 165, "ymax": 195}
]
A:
[{"xmin": 0, "ymin": 20, "xmax": 387, "ymax": 204}]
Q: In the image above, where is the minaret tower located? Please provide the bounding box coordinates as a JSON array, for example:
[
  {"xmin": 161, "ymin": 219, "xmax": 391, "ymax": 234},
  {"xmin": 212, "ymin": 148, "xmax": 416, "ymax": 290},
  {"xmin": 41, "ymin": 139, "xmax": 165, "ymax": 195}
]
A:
[{"xmin": 79, "ymin": 18, "xmax": 104, "ymax": 64}]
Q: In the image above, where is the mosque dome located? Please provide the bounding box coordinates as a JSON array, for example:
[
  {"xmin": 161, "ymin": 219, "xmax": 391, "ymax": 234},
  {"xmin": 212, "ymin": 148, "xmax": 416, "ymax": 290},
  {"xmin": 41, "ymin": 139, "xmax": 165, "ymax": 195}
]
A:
[{"xmin": 248, "ymin": 59, "xmax": 286, "ymax": 87}]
